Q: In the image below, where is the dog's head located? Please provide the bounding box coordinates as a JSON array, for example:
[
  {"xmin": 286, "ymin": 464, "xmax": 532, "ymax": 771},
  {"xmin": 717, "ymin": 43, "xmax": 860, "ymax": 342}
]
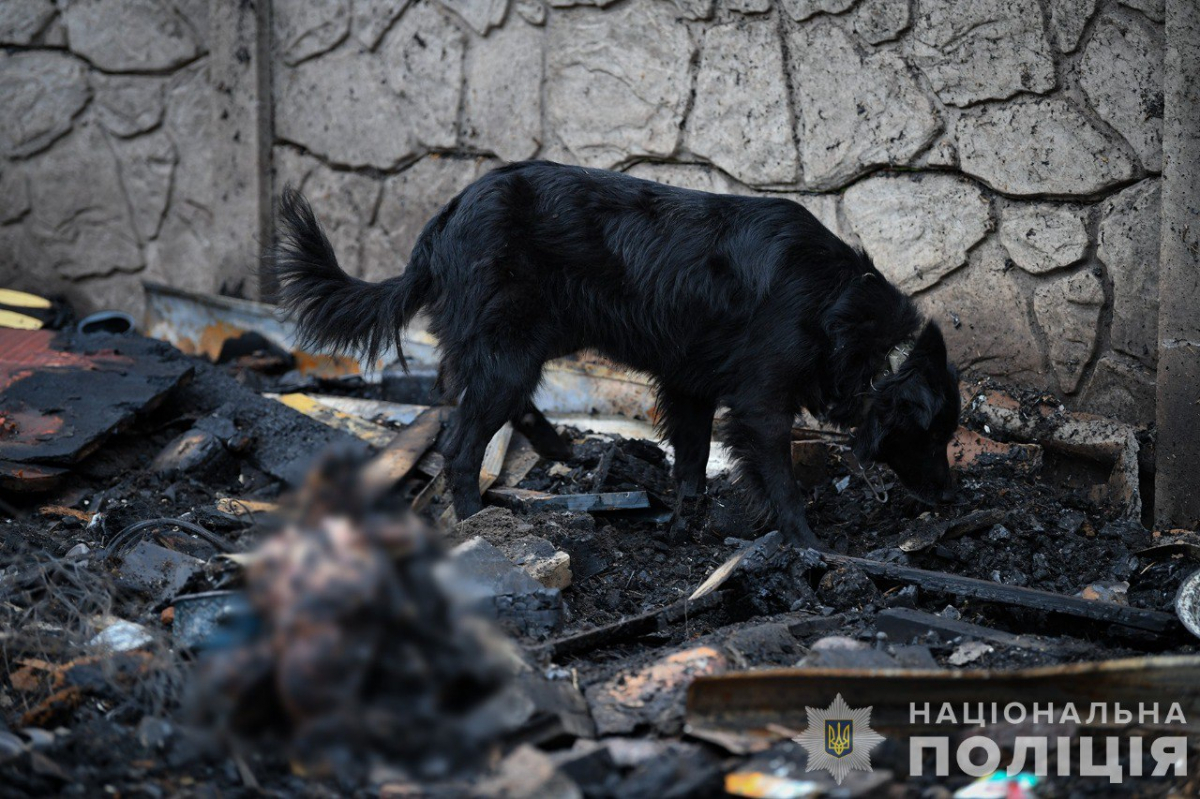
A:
[{"xmin": 853, "ymin": 322, "xmax": 960, "ymax": 503}]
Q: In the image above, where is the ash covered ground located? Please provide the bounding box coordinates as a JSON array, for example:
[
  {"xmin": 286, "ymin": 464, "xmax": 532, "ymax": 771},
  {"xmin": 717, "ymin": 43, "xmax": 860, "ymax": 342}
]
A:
[{"xmin": 1, "ymin": 340, "xmax": 1197, "ymax": 797}]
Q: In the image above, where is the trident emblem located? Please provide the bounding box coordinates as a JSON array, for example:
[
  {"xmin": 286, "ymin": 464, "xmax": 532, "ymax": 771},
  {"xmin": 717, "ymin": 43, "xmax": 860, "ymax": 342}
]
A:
[{"xmin": 825, "ymin": 720, "xmax": 853, "ymax": 758}]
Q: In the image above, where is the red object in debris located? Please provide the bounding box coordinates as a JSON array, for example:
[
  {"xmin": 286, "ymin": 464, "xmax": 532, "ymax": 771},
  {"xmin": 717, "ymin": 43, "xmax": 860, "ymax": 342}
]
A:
[
  {"xmin": 0, "ymin": 328, "xmax": 193, "ymax": 471},
  {"xmin": 0, "ymin": 328, "xmax": 132, "ymax": 390},
  {"xmin": 0, "ymin": 460, "xmax": 69, "ymax": 491}
]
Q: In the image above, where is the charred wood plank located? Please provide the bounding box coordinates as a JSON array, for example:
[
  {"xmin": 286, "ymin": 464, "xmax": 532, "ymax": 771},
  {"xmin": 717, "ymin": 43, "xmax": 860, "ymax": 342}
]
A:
[
  {"xmin": 687, "ymin": 655, "xmax": 1200, "ymax": 734},
  {"xmin": 532, "ymin": 590, "xmax": 727, "ymax": 659},
  {"xmin": 0, "ymin": 460, "xmax": 68, "ymax": 492},
  {"xmin": 361, "ymin": 406, "xmax": 453, "ymax": 497},
  {"xmin": 302, "ymin": 395, "xmax": 428, "ymax": 427},
  {"xmin": 827, "ymin": 554, "xmax": 1178, "ymax": 633},
  {"xmin": 899, "ymin": 508, "xmax": 1009, "ymax": 552},
  {"xmin": 479, "ymin": 423, "xmax": 513, "ymax": 492},
  {"xmin": 497, "ymin": 433, "xmax": 542, "ymax": 488},
  {"xmin": 178, "ymin": 363, "xmax": 371, "ymax": 486},
  {"xmin": 876, "ymin": 607, "xmax": 1090, "ymax": 654},
  {"xmin": 411, "ymin": 470, "xmax": 446, "ymax": 513},
  {"xmin": 269, "ymin": 393, "xmax": 399, "ymax": 448}
]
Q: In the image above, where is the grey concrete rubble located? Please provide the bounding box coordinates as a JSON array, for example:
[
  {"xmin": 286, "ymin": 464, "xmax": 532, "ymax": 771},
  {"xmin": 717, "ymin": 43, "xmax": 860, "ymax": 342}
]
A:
[{"xmin": 442, "ymin": 536, "xmax": 565, "ymax": 636}]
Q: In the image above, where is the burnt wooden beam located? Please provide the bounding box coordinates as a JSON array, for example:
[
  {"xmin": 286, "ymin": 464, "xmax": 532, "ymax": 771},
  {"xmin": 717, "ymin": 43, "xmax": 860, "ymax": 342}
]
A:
[
  {"xmin": 532, "ymin": 591, "xmax": 727, "ymax": 659},
  {"xmin": 876, "ymin": 607, "xmax": 1091, "ymax": 655},
  {"xmin": 827, "ymin": 554, "xmax": 1179, "ymax": 633},
  {"xmin": 687, "ymin": 655, "xmax": 1200, "ymax": 735},
  {"xmin": 361, "ymin": 406, "xmax": 453, "ymax": 498},
  {"xmin": 898, "ymin": 507, "xmax": 1008, "ymax": 552}
]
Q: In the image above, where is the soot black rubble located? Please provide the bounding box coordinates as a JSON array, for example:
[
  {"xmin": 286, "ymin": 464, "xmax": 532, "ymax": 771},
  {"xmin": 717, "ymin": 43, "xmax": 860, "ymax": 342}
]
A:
[{"xmin": 0, "ymin": 335, "xmax": 1195, "ymax": 797}]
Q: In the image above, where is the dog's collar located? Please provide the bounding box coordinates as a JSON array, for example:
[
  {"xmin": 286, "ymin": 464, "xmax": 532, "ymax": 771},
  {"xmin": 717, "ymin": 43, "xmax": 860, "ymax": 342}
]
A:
[
  {"xmin": 860, "ymin": 338, "xmax": 916, "ymax": 417},
  {"xmin": 874, "ymin": 338, "xmax": 916, "ymax": 387}
]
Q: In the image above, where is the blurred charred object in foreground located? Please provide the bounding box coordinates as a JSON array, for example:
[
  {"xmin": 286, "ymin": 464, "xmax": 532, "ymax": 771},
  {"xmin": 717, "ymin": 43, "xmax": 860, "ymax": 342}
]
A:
[{"xmin": 188, "ymin": 450, "xmax": 511, "ymax": 783}]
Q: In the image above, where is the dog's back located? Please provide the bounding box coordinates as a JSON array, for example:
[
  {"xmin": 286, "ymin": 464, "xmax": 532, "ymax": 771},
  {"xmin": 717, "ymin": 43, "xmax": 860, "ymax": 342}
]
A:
[{"xmin": 408, "ymin": 161, "xmax": 862, "ymax": 385}]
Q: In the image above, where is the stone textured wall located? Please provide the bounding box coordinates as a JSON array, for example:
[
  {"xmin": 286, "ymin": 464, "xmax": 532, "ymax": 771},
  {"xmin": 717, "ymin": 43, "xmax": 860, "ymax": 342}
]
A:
[
  {"xmin": 0, "ymin": 0, "xmax": 214, "ymax": 319},
  {"xmin": 1, "ymin": 0, "xmax": 1167, "ymax": 424}
]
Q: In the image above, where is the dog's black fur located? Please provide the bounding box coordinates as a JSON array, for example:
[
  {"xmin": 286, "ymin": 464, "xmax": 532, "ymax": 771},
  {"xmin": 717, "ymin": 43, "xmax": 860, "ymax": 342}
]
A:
[{"xmin": 269, "ymin": 161, "xmax": 960, "ymax": 545}]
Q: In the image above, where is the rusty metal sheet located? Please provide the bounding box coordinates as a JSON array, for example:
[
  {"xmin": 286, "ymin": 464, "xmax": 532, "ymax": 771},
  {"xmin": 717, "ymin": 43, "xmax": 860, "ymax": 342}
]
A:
[
  {"xmin": 144, "ymin": 282, "xmax": 661, "ymax": 417},
  {"xmin": 143, "ymin": 282, "xmax": 387, "ymax": 377},
  {"xmin": 0, "ymin": 329, "xmax": 193, "ymax": 466}
]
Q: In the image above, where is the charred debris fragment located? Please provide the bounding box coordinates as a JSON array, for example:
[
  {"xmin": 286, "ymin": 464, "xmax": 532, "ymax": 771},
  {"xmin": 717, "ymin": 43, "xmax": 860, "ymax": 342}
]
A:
[{"xmin": 0, "ymin": 287, "xmax": 1197, "ymax": 797}]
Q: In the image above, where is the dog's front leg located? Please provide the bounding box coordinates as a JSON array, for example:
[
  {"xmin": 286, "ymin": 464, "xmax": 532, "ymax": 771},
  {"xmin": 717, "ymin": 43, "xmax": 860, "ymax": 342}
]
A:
[
  {"xmin": 659, "ymin": 390, "xmax": 716, "ymax": 541},
  {"xmin": 660, "ymin": 390, "xmax": 716, "ymax": 498},
  {"xmin": 725, "ymin": 407, "xmax": 817, "ymax": 547}
]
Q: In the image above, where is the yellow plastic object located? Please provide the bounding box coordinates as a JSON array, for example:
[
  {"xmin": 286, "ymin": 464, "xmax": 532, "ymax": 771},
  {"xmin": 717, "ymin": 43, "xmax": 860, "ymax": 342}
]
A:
[
  {"xmin": 272, "ymin": 392, "xmax": 398, "ymax": 448},
  {"xmin": 725, "ymin": 771, "xmax": 820, "ymax": 799},
  {"xmin": 0, "ymin": 309, "xmax": 44, "ymax": 330},
  {"xmin": 0, "ymin": 288, "xmax": 52, "ymax": 309}
]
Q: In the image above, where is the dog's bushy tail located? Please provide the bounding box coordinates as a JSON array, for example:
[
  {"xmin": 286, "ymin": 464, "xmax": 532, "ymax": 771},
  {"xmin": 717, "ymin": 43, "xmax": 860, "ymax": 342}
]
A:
[{"xmin": 266, "ymin": 186, "xmax": 432, "ymax": 370}]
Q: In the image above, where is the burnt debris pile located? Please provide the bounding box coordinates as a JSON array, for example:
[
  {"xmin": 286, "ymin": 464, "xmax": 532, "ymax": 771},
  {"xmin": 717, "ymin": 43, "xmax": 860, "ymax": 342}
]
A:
[{"xmin": 1, "ymin": 317, "xmax": 1198, "ymax": 796}]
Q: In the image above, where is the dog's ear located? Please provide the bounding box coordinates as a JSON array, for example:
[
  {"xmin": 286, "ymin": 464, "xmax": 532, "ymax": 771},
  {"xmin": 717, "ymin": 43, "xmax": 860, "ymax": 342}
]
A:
[
  {"xmin": 823, "ymin": 274, "xmax": 912, "ymax": 423},
  {"xmin": 913, "ymin": 321, "xmax": 948, "ymax": 367},
  {"xmin": 893, "ymin": 373, "xmax": 938, "ymax": 430},
  {"xmin": 887, "ymin": 322, "xmax": 949, "ymax": 430}
]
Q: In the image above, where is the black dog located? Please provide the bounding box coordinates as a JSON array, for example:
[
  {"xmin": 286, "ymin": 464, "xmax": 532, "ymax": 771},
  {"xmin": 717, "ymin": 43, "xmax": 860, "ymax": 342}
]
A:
[{"xmin": 269, "ymin": 161, "xmax": 960, "ymax": 545}]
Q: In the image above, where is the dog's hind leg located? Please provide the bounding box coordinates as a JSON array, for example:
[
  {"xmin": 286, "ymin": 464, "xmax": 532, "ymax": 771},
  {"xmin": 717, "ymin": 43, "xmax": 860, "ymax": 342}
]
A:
[
  {"xmin": 513, "ymin": 401, "xmax": 573, "ymax": 461},
  {"xmin": 723, "ymin": 406, "xmax": 817, "ymax": 547},
  {"xmin": 442, "ymin": 351, "xmax": 544, "ymax": 520}
]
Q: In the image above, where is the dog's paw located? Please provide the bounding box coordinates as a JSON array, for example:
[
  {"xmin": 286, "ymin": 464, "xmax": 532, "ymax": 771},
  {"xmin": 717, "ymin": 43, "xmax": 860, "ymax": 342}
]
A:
[{"xmin": 781, "ymin": 519, "xmax": 821, "ymax": 550}]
